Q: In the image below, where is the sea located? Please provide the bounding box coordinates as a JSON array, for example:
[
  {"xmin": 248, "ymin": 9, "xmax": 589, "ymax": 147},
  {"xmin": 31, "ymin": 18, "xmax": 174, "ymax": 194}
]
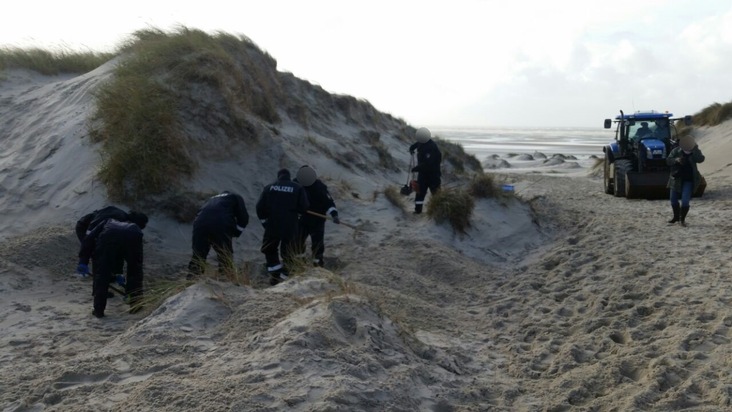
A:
[{"xmin": 432, "ymin": 126, "xmax": 614, "ymax": 161}]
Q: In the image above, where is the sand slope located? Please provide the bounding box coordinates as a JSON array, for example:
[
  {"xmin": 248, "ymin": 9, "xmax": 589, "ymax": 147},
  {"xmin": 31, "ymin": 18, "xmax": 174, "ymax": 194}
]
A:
[{"xmin": 2, "ymin": 64, "xmax": 732, "ymax": 411}]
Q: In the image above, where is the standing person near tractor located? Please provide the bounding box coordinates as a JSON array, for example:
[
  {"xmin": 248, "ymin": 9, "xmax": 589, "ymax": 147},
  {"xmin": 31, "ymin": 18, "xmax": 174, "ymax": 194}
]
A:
[
  {"xmin": 408, "ymin": 127, "xmax": 442, "ymax": 214},
  {"xmin": 666, "ymin": 135, "xmax": 705, "ymax": 226},
  {"xmin": 187, "ymin": 191, "xmax": 249, "ymax": 279},
  {"xmin": 256, "ymin": 169, "xmax": 310, "ymax": 285},
  {"xmin": 78, "ymin": 215, "xmax": 148, "ymax": 318},
  {"xmin": 294, "ymin": 165, "xmax": 340, "ymax": 267}
]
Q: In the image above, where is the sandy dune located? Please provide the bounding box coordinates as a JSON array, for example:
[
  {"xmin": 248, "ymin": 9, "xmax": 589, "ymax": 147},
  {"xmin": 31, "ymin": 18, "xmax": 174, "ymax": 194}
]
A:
[{"xmin": 1, "ymin": 62, "xmax": 732, "ymax": 411}]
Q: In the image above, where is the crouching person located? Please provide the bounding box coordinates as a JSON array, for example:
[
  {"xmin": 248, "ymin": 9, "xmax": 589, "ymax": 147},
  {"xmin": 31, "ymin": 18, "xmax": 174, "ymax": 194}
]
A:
[{"xmin": 79, "ymin": 217, "xmax": 147, "ymax": 318}]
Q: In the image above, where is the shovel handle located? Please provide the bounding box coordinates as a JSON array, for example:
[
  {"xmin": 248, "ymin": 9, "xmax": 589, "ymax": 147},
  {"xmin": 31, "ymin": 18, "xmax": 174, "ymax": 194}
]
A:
[{"xmin": 306, "ymin": 210, "xmax": 358, "ymax": 230}]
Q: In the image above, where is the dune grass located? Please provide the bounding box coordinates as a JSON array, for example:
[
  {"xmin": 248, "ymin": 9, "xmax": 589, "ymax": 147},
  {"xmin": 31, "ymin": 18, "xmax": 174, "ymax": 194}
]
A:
[
  {"xmin": 437, "ymin": 138, "xmax": 483, "ymax": 175},
  {"xmin": 426, "ymin": 187, "xmax": 475, "ymax": 234},
  {"xmin": 0, "ymin": 47, "xmax": 113, "ymax": 76},
  {"xmin": 383, "ymin": 185, "xmax": 407, "ymax": 210},
  {"xmin": 468, "ymin": 174, "xmax": 501, "ymax": 198},
  {"xmin": 89, "ymin": 27, "xmax": 281, "ymax": 202},
  {"xmin": 692, "ymin": 102, "xmax": 732, "ymax": 126}
]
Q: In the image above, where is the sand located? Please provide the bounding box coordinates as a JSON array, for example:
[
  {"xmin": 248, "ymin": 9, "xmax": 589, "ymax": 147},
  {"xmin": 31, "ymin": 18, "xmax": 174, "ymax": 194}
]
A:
[{"xmin": 1, "ymin": 63, "xmax": 732, "ymax": 411}]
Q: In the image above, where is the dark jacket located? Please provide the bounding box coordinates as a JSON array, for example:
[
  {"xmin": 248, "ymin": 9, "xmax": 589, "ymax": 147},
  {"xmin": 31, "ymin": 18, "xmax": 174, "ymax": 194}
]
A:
[
  {"xmin": 193, "ymin": 192, "xmax": 249, "ymax": 237},
  {"xmin": 256, "ymin": 176, "xmax": 309, "ymax": 238},
  {"xmin": 79, "ymin": 219, "xmax": 144, "ymax": 266},
  {"xmin": 296, "ymin": 179, "xmax": 337, "ymax": 224},
  {"xmin": 666, "ymin": 145, "xmax": 705, "ymax": 192},
  {"xmin": 409, "ymin": 139, "xmax": 442, "ymax": 178},
  {"xmin": 75, "ymin": 206, "xmax": 129, "ymax": 242}
]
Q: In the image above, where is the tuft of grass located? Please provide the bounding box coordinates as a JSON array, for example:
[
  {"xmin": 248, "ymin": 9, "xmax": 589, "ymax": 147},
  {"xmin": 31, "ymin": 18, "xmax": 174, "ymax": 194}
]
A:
[
  {"xmin": 426, "ymin": 187, "xmax": 475, "ymax": 234},
  {"xmin": 131, "ymin": 277, "xmax": 192, "ymax": 315},
  {"xmin": 90, "ymin": 72, "xmax": 193, "ymax": 201},
  {"xmin": 89, "ymin": 26, "xmax": 282, "ymax": 203},
  {"xmin": 436, "ymin": 138, "xmax": 483, "ymax": 176},
  {"xmin": 0, "ymin": 47, "xmax": 113, "ymax": 75},
  {"xmin": 384, "ymin": 186, "xmax": 406, "ymax": 210},
  {"xmin": 692, "ymin": 102, "xmax": 732, "ymax": 126},
  {"xmin": 468, "ymin": 174, "xmax": 500, "ymax": 198}
]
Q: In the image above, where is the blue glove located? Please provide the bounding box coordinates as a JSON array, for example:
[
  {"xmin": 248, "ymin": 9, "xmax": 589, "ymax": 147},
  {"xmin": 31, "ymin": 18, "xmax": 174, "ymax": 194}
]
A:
[
  {"xmin": 76, "ymin": 263, "xmax": 90, "ymax": 276},
  {"xmin": 116, "ymin": 275, "xmax": 126, "ymax": 287}
]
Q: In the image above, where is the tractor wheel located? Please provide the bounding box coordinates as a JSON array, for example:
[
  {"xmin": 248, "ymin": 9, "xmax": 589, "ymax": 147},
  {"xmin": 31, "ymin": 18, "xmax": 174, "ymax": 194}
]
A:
[
  {"xmin": 603, "ymin": 155, "xmax": 614, "ymax": 194},
  {"xmin": 613, "ymin": 159, "xmax": 632, "ymax": 197}
]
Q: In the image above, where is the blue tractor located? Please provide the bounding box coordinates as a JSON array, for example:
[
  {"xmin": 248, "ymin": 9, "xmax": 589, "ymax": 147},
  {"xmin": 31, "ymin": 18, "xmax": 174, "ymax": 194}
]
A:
[{"xmin": 602, "ymin": 110, "xmax": 705, "ymax": 199}]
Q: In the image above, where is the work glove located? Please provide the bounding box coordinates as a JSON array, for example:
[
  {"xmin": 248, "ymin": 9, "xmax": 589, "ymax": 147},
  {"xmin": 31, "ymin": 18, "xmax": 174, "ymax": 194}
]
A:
[
  {"xmin": 409, "ymin": 149, "xmax": 415, "ymax": 155},
  {"xmin": 76, "ymin": 263, "xmax": 90, "ymax": 277},
  {"xmin": 331, "ymin": 213, "xmax": 340, "ymax": 224},
  {"xmin": 116, "ymin": 275, "xmax": 126, "ymax": 287}
]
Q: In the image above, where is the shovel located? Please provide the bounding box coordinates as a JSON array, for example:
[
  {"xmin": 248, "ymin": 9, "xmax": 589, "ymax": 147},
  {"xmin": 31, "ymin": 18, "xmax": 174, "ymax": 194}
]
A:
[
  {"xmin": 305, "ymin": 210, "xmax": 375, "ymax": 233},
  {"xmin": 306, "ymin": 210, "xmax": 359, "ymax": 230},
  {"xmin": 400, "ymin": 153, "xmax": 417, "ymax": 196}
]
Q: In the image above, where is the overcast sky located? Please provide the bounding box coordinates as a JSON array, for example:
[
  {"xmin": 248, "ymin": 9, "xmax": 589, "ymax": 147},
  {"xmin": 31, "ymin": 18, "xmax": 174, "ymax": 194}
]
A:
[{"xmin": 2, "ymin": 0, "xmax": 731, "ymax": 127}]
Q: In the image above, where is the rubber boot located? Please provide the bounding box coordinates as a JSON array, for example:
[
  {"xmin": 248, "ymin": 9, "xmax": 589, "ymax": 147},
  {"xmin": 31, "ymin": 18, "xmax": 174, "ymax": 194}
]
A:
[
  {"xmin": 414, "ymin": 204, "xmax": 423, "ymax": 214},
  {"xmin": 668, "ymin": 204, "xmax": 680, "ymax": 224},
  {"xmin": 680, "ymin": 206, "xmax": 690, "ymax": 227}
]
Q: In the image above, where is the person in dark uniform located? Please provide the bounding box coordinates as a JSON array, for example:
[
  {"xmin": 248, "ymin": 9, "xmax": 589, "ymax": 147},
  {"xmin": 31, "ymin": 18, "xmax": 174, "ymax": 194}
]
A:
[
  {"xmin": 188, "ymin": 191, "xmax": 249, "ymax": 278},
  {"xmin": 408, "ymin": 127, "xmax": 442, "ymax": 214},
  {"xmin": 78, "ymin": 216, "xmax": 148, "ymax": 318},
  {"xmin": 256, "ymin": 169, "xmax": 309, "ymax": 284},
  {"xmin": 75, "ymin": 206, "xmax": 148, "ymax": 243},
  {"xmin": 294, "ymin": 165, "xmax": 340, "ymax": 267},
  {"xmin": 75, "ymin": 207, "xmax": 148, "ymax": 298}
]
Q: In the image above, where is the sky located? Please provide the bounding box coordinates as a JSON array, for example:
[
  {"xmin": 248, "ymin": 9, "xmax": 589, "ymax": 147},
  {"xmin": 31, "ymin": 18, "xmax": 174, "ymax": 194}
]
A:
[{"xmin": 2, "ymin": 0, "xmax": 731, "ymax": 128}]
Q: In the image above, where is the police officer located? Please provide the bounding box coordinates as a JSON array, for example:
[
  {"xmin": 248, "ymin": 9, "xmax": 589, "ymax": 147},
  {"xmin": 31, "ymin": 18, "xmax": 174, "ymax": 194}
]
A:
[
  {"xmin": 75, "ymin": 206, "xmax": 147, "ymax": 243},
  {"xmin": 188, "ymin": 191, "xmax": 249, "ymax": 278},
  {"xmin": 408, "ymin": 127, "xmax": 442, "ymax": 214},
  {"xmin": 294, "ymin": 165, "xmax": 340, "ymax": 267},
  {"xmin": 256, "ymin": 169, "xmax": 309, "ymax": 284},
  {"xmin": 78, "ymin": 215, "xmax": 148, "ymax": 318},
  {"xmin": 75, "ymin": 207, "xmax": 148, "ymax": 299}
]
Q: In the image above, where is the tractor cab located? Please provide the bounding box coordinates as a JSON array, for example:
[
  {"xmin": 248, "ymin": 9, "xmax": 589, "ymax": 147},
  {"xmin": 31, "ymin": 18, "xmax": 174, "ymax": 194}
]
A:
[{"xmin": 602, "ymin": 110, "xmax": 700, "ymax": 199}]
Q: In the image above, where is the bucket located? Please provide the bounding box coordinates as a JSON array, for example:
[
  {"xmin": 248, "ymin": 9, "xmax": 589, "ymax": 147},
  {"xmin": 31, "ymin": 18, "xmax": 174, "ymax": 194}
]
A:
[{"xmin": 501, "ymin": 184, "xmax": 515, "ymax": 192}]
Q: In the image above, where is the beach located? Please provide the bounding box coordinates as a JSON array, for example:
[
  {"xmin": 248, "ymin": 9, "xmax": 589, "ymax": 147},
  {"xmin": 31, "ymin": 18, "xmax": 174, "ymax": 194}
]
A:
[{"xmin": 2, "ymin": 60, "xmax": 732, "ymax": 411}]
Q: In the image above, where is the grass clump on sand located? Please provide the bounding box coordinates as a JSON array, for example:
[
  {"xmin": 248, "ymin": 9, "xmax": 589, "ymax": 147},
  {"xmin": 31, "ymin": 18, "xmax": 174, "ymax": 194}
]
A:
[
  {"xmin": 0, "ymin": 47, "xmax": 113, "ymax": 76},
  {"xmin": 437, "ymin": 138, "xmax": 483, "ymax": 176},
  {"xmin": 426, "ymin": 188, "xmax": 475, "ymax": 234},
  {"xmin": 692, "ymin": 102, "xmax": 732, "ymax": 126},
  {"xmin": 90, "ymin": 27, "xmax": 281, "ymax": 202},
  {"xmin": 468, "ymin": 174, "xmax": 501, "ymax": 198},
  {"xmin": 383, "ymin": 186, "xmax": 406, "ymax": 210},
  {"xmin": 677, "ymin": 100, "xmax": 732, "ymax": 138},
  {"xmin": 91, "ymin": 73, "xmax": 192, "ymax": 201}
]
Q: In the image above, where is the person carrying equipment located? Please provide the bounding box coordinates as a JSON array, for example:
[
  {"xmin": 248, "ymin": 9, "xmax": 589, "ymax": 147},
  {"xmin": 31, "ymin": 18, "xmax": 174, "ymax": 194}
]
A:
[
  {"xmin": 294, "ymin": 165, "xmax": 340, "ymax": 267},
  {"xmin": 187, "ymin": 191, "xmax": 249, "ymax": 278},
  {"xmin": 408, "ymin": 127, "xmax": 442, "ymax": 214},
  {"xmin": 256, "ymin": 169, "xmax": 309, "ymax": 285}
]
